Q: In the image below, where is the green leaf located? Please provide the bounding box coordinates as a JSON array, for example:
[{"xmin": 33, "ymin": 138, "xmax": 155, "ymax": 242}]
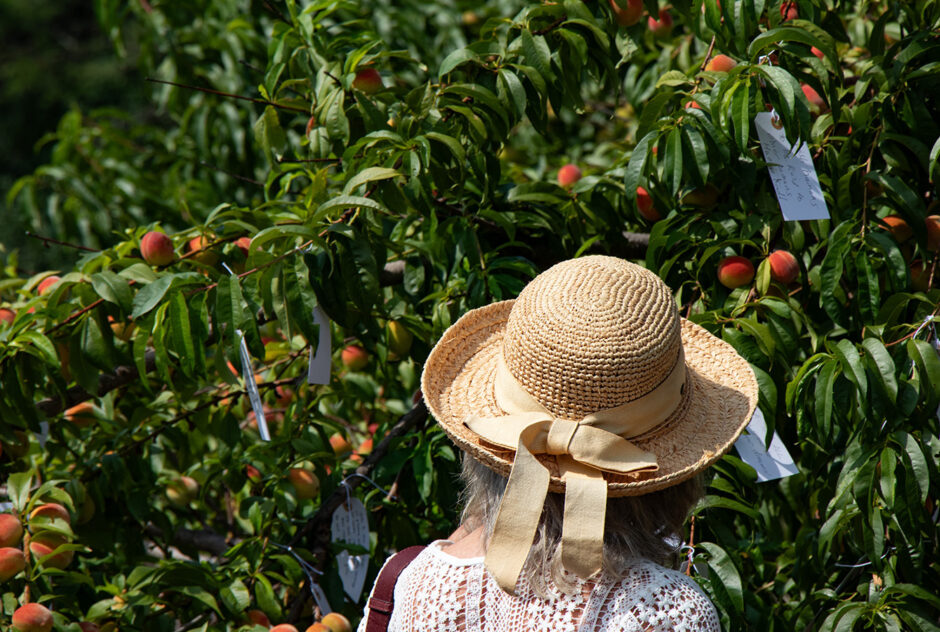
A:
[
  {"xmin": 520, "ymin": 29, "xmax": 555, "ymax": 83},
  {"xmin": 861, "ymin": 338, "xmax": 897, "ymax": 403},
  {"xmin": 7, "ymin": 472, "xmax": 32, "ymax": 511},
  {"xmin": 343, "ymin": 167, "xmax": 400, "ymax": 195},
  {"xmin": 699, "ymin": 542, "xmax": 744, "ymax": 613},
  {"xmin": 167, "ymin": 290, "xmax": 196, "ymax": 377},
  {"xmin": 91, "ymin": 270, "xmax": 133, "ymax": 311},
  {"xmin": 831, "ymin": 339, "xmax": 868, "ymax": 400},
  {"xmin": 497, "ymin": 69, "xmax": 527, "ymax": 119},
  {"xmin": 438, "ymin": 48, "xmax": 479, "ymax": 76},
  {"xmin": 896, "ymin": 431, "xmax": 929, "ymax": 504},
  {"xmin": 665, "ymin": 128, "xmax": 683, "ymax": 194},
  {"xmin": 253, "ymin": 106, "xmax": 286, "ymax": 160},
  {"xmin": 314, "ymin": 195, "xmax": 388, "ymax": 217},
  {"xmin": 131, "ymin": 275, "xmax": 175, "ymax": 319},
  {"xmin": 220, "ymin": 578, "xmax": 251, "ymax": 614}
]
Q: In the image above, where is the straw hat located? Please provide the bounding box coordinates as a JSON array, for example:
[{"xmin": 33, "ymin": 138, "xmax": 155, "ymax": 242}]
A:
[
  {"xmin": 422, "ymin": 255, "xmax": 758, "ymax": 495},
  {"xmin": 420, "ymin": 256, "xmax": 758, "ymax": 592}
]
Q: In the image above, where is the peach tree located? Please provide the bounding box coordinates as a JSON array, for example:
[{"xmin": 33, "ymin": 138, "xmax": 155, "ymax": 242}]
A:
[{"xmin": 2, "ymin": 0, "xmax": 940, "ymax": 630}]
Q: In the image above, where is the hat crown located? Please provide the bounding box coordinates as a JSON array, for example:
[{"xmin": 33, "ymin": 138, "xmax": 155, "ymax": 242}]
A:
[{"xmin": 502, "ymin": 256, "xmax": 682, "ymax": 421}]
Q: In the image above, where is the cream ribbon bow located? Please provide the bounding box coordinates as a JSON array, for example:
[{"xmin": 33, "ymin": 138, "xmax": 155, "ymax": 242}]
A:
[{"xmin": 464, "ymin": 350, "xmax": 687, "ymax": 594}]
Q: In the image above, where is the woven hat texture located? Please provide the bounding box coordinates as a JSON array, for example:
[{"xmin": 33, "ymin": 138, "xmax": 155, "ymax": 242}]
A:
[{"xmin": 421, "ymin": 255, "xmax": 759, "ymax": 496}]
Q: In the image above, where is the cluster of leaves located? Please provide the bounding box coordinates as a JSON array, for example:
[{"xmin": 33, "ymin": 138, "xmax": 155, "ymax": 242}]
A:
[{"xmin": 1, "ymin": 0, "xmax": 939, "ymax": 630}]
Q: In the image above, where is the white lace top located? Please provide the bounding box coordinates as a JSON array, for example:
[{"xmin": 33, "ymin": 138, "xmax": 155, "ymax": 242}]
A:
[{"xmin": 357, "ymin": 541, "xmax": 721, "ymax": 632}]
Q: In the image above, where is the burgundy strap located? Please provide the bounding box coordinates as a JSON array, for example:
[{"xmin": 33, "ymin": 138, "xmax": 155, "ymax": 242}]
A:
[{"xmin": 364, "ymin": 545, "xmax": 426, "ymax": 632}]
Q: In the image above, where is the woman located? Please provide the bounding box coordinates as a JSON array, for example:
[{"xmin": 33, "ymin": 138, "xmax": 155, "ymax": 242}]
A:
[{"xmin": 360, "ymin": 255, "xmax": 757, "ymax": 631}]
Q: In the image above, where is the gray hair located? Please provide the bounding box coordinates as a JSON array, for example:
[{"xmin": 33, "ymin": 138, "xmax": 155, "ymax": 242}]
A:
[{"xmin": 458, "ymin": 455, "xmax": 703, "ymax": 597}]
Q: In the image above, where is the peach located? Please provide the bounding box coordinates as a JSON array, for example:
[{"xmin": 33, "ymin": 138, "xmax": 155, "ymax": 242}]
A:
[
  {"xmin": 0, "ymin": 308, "xmax": 15, "ymax": 325},
  {"xmin": 78, "ymin": 624, "xmax": 101, "ymax": 632},
  {"xmin": 910, "ymin": 261, "xmax": 931, "ymax": 291},
  {"xmin": 270, "ymin": 625, "xmax": 300, "ymax": 632},
  {"xmin": 29, "ymin": 532, "xmax": 73, "ymax": 569},
  {"xmin": 0, "ymin": 547, "xmax": 26, "ymax": 581},
  {"xmin": 305, "ymin": 116, "xmax": 317, "ymax": 138},
  {"xmin": 609, "ymin": 0, "xmax": 643, "ymax": 26},
  {"xmin": 801, "ymin": 83, "xmax": 827, "ymax": 112},
  {"xmin": 705, "ymin": 54, "xmax": 737, "ymax": 72},
  {"xmin": 287, "ymin": 468, "xmax": 320, "ymax": 500},
  {"xmin": 882, "ymin": 215, "xmax": 912, "ymax": 242},
  {"xmin": 29, "ymin": 503, "xmax": 71, "ymax": 525},
  {"xmin": 352, "ymin": 68, "xmax": 383, "ymax": 94},
  {"xmin": 11, "ymin": 603, "xmax": 54, "ymax": 632},
  {"xmin": 647, "ymin": 8, "xmax": 673, "ymax": 37},
  {"xmin": 246, "ymin": 609, "xmax": 270, "ymax": 627},
  {"xmin": 65, "ymin": 402, "xmax": 97, "ymax": 428},
  {"xmin": 37, "ymin": 276, "xmax": 60, "ymax": 296},
  {"xmin": 0, "ymin": 514, "xmax": 23, "ymax": 547},
  {"xmin": 187, "ymin": 236, "xmax": 219, "ymax": 267},
  {"xmin": 357, "ymin": 438, "xmax": 374, "ymax": 456},
  {"xmin": 140, "ymin": 231, "xmax": 175, "ymax": 266},
  {"xmin": 329, "ymin": 433, "xmax": 352, "ymax": 455},
  {"xmin": 926, "ymin": 215, "xmax": 940, "ymax": 251},
  {"xmin": 387, "ymin": 321, "xmax": 414, "ymax": 356},
  {"xmin": 810, "ymin": 46, "xmax": 824, "ymax": 59},
  {"xmin": 636, "ymin": 186, "xmax": 660, "ymax": 222},
  {"xmin": 682, "ymin": 184, "xmax": 719, "ymax": 208},
  {"xmin": 166, "ymin": 476, "xmax": 199, "ymax": 506},
  {"xmin": 779, "ymin": 1, "xmax": 798, "ymax": 21},
  {"xmin": 557, "ymin": 164, "xmax": 582, "ymax": 188},
  {"xmin": 305, "ymin": 625, "xmax": 331, "ymax": 632},
  {"xmin": 245, "ymin": 464, "xmax": 262, "ymax": 483},
  {"xmin": 235, "ymin": 237, "xmax": 253, "ymax": 257},
  {"xmin": 320, "ymin": 613, "xmax": 351, "ymax": 632},
  {"xmin": 717, "ymin": 256, "xmax": 755, "ymax": 289},
  {"xmin": 767, "ymin": 250, "xmax": 799, "ymax": 284},
  {"xmin": 341, "ymin": 345, "xmax": 369, "ymax": 371}
]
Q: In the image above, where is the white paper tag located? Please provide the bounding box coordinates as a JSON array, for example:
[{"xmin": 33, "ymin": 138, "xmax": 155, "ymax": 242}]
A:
[
  {"xmin": 309, "ymin": 581, "xmax": 332, "ymax": 615},
  {"xmin": 37, "ymin": 421, "xmax": 49, "ymax": 448},
  {"xmin": 734, "ymin": 408, "xmax": 798, "ymax": 482},
  {"xmin": 237, "ymin": 329, "xmax": 269, "ymax": 441},
  {"xmin": 754, "ymin": 111, "xmax": 830, "ymax": 221},
  {"xmin": 331, "ymin": 497, "xmax": 370, "ymax": 602},
  {"xmin": 307, "ymin": 306, "xmax": 332, "ymax": 385}
]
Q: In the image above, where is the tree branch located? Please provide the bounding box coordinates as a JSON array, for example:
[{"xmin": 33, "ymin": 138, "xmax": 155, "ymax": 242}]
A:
[{"xmin": 286, "ymin": 400, "xmax": 429, "ymax": 623}]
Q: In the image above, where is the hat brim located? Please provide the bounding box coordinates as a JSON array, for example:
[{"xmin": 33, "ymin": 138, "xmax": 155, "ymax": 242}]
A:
[{"xmin": 421, "ymin": 300, "xmax": 759, "ymax": 497}]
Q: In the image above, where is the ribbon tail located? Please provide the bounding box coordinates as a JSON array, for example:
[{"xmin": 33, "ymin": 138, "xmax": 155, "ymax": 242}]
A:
[
  {"xmin": 559, "ymin": 458, "xmax": 607, "ymax": 580},
  {"xmin": 484, "ymin": 423, "xmax": 550, "ymax": 595}
]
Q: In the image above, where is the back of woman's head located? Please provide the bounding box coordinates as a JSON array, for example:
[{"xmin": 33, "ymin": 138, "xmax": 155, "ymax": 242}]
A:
[{"xmin": 458, "ymin": 455, "xmax": 703, "ymax": 596}]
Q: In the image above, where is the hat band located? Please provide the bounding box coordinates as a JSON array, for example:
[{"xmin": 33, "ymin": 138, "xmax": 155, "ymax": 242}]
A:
[{"xmin": 464, "ymin": 348, "xmax": 687, "ymax": 594}]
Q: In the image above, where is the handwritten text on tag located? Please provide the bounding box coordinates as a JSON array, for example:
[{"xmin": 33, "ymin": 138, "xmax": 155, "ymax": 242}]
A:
[
  {"xmin": 754, "ymin": 111, "xmax": 829, "ymax": 221},
  {"xmin": 331, "ymin": 497, "xmax": 370, "ymax": 602}
]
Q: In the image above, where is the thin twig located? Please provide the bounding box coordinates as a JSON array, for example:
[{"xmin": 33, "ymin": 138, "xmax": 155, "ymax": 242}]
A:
[
  {"xmin": 199, "ymin": 161, "xmax": 264, "ymax": 186},
  {"xmin": 25, "ymin": 232, "xmax": 99, "ymax": 252},
  {"xmin": 145, "ymin": 78, "xmax": 308, "ymax": 113}
]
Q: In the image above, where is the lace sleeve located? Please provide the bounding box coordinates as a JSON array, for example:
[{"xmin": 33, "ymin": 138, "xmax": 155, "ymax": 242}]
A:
[{"xmin": 596, "ymin": 564, "xmax": 721, "ymax": 632}]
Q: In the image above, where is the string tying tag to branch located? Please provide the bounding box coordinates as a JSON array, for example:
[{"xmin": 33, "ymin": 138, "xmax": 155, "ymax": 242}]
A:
[{"xmin": 271, "ymin": 542, "xmax": 331, "ymax": 614}]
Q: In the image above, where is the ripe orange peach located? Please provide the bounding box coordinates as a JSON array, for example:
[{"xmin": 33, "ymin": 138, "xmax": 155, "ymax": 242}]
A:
[
  {"xmin": 29, "ymin": 503, "xmax": 71, "ymax": 525},
  {"xmin": 341, "ymin": 345, "xmax": 369, "ymax": 371},
  {"xmin": 801, "ymin": 83, "xmax": 827, "ymax": 112},
  {"xmin": 925, "ymin": 215, "xmax": 940, "ymax": 251},
  {"xmin": 305, "ymin": 625, "xmax": 331, "ymax": 632},
  {"xmin": 647, "ymin": 8, "xmax": 673, "ymax": 37},
  {"xmin": 767, "ymin": 250, "xmax": 800, "ymax": 284},
  {"xmin": 609, "ymin": 0, "xmax": 643, "ymax": 26},
  {"xmin": 0, "ymin": 514, "xmax": 23, "ymax": 547},
  {"xmin": 882, "ymin": 215, "xmax": 912, "ymax": 242},
  {"xmin": 779, "ymin": 1, "xmax": 798, "ymax": 21},
  {"xmin": 352, "ymin": 68, "xmax": 383, "ymax": 93},
  {"xmin": 717, "ymin": 256, "xmax": 755, "ymax": 289},
  {"xmin": 705, "ymin": 54, "xmax": 737, "ymax": 72},
  {"xmin": 29, "ymin": 532, "xmax": 73, "ymax": 570},
  {"xmin": 329, "ymin": 433, "xmax": 353, "ymax": 455},
  {"xmin": 246, "ymin": 609, "xmax": 270, "ymax": 627},
  {"xmin": 636, "ymin": 186, "xmax": 660, "ymax": 222},
  {"xmin": 0, "ymin": 308, "xmax": 15, "ymax": 325},
  {"xmin": 140, "ymin": 231, "xmax": 175, "ymax": 266},
  {"xmin": 557, "ymin": 164, "xmax": 582, "ymax": 188},
  {"xmin": 269, "ymin": 625, "xmax": 300, "ymax": 632},
  {"xmin": 0, "ymin": 547, "xmax": 26, "ymax": 581},
  {"xmin": 320, "ymin": 613, "xmax": 352, "ymax": 632},
  {"xmin": 11, "ymin": 603, "xmax": 54, "ymax": 632},
  {"xmin": 287, "ymin": 468, "xmax": 320, "ymax": 500},
  {"xmin": 65, "ymin": 402, "xmax": 97, "ymax": 428},
  {"xmin": 37, "ymin": 276, "xmax": 60, "ymax": 296}
]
